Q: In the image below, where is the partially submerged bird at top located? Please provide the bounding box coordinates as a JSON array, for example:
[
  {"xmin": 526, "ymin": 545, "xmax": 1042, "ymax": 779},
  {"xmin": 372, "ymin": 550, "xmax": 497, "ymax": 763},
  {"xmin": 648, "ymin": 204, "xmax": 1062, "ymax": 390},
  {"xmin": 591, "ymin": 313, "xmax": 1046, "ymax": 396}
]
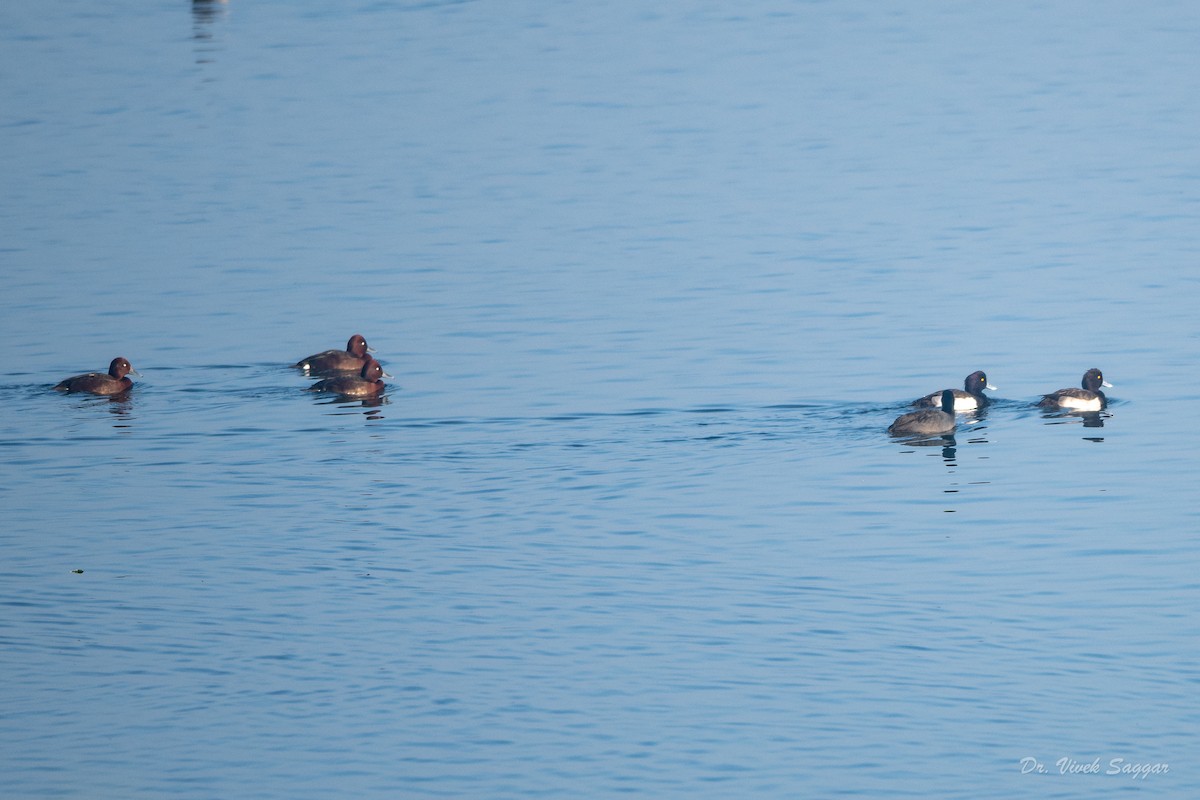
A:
[
  {"xmin": 54, "ymin": 357, "xmax": 139, "ymax": 396},
  {"xmin": 889, "ymin": 389, "xmax": 957, "ymax": 436},
  {"xmin": 308, "ymin": 356, "xmax": 390, "ymax": 398},
  {"xmin": 913, "ymin": 370, "xmax": 996, "ymax": 411},
  {"xmin": 293, "ymin": 334, "xmax": 373, "ymax": 375},
  {"xmin": 1037, "ymin": 368, "xmax": 1111, "ymax": 411}
]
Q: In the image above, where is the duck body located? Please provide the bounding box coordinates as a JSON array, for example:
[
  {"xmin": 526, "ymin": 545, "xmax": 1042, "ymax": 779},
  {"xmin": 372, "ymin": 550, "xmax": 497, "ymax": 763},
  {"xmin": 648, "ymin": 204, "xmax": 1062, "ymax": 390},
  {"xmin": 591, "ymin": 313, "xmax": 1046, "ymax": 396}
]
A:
[
  {"xmin": 294, "ymin": 334, "xmax": 373, "ymax": 375},
  {"xmin": 309, "ymin": 357, "xmax": 388, "ymax": 397},
  {"xmin": 54, "ymin": 357, "xmax": 138, "ymax": 396},
  {"xmin": 890, "ymin": 389, "xmax": 957, "ymax": 436},
  {"xmin": 1038, "ymin": 368, "xmax": 1110, "ymax": 411},
  {"xmin": 914, "ymin": 370, "xmax": 995, "ymax": 411}
]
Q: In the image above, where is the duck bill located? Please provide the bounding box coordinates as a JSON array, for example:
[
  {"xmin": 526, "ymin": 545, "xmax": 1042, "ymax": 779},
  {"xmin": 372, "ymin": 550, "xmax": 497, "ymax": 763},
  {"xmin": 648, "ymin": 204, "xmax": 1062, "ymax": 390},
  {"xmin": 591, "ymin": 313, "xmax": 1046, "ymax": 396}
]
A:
[{"xmin": 1102, "ymin": 381, "xmax": 1113, "ymax": 388}]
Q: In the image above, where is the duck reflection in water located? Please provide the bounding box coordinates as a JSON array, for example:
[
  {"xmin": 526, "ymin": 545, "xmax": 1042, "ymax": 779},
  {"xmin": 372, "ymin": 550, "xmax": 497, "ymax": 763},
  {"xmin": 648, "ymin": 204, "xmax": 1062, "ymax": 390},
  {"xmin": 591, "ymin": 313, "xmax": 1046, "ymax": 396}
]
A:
[
  {"xmin": 1042, "ymin": 409, "xmax": 1108, "ymax": 429},
  {"xmin": 193, "ymin": 0, "xmax": 228, "ymax": 64},
  {"xmin": 193, "ymin": 0, "xmax": 228, "ymax": 24}
]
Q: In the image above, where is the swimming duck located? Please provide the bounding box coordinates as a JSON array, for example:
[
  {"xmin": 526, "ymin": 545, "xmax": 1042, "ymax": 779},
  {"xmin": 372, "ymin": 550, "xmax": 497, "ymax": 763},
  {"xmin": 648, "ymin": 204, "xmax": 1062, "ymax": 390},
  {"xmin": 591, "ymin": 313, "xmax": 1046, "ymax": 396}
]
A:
[
  {"xmin": 294, "ymin": 334, "xmax": 373, "ymax": 375},
  {"xmin": 890, "ymin": 389, "xmax": 957, "ymax": 436},
  {"xmin": 309, "ymin": 356, "xmax": 389, "ymax": 397},
  {"xmin": 1037, "ymin": 368, "xmax": 1111, "ymax": 411},
  {"xmin": 54, "ymin": 357, "xmax": 138, "ymax": 396},
  {"xmin": 913, "ymin": 370, "xmax": 996, "ymax": 411}
]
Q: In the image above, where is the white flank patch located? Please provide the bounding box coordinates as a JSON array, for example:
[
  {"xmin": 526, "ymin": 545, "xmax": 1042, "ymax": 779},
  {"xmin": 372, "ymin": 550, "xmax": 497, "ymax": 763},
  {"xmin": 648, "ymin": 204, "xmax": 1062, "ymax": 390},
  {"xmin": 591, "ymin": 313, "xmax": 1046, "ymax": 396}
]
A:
[{"xmin": 1057, "ymin": 395, "xmax": 1101, "ymax": 411}]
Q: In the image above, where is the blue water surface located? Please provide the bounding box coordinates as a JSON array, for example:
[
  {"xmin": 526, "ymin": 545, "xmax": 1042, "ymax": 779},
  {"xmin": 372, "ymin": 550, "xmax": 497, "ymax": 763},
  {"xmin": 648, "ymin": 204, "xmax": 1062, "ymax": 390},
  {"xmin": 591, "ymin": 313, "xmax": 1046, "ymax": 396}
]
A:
[{"xmin": 2, "ymin": 1, "xmax": 1199, "ymax": 798}]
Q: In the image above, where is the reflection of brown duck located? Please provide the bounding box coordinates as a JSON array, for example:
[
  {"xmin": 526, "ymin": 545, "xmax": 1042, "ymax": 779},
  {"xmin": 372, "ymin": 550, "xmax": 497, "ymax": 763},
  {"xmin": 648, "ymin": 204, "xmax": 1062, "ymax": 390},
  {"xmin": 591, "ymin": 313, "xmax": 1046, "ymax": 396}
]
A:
[
  {"xmin": 54, "ymin": 357, "xmax": 138, "ymax": 396},
  {"xmin": 913, "ymin": 370, "xmax": 996, "ymax": 411},
  {"xmin": 890, "ymin": 389, "xmax": 956, "ymax": 436},
  {"xmin": 293, "ymin": 334, "xmax": 373, "ymax": 375},
  {"xmin": 1038, "ymin": 369, "xmax": 1111, "ymax": 411},
  {"xmin": 309, "ymin": 357, "xmax": 389, "ymax": 398},
  {"xmin": 192, "ymin": 0, "xmax": 228, "ymax": 26}
]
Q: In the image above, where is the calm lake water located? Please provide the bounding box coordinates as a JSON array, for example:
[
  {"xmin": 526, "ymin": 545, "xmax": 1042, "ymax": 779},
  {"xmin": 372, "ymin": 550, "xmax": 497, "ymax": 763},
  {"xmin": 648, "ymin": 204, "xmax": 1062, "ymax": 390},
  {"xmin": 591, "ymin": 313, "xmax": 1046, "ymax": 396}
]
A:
[{"xmin": 3, "ymin": 1, "xmax": 1199, "ymax": 797}]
